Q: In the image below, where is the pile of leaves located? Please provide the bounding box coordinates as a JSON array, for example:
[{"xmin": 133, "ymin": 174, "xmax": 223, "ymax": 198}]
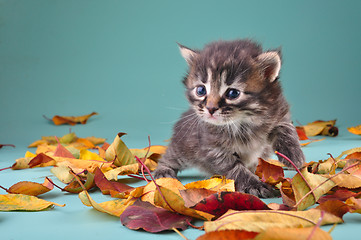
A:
[{"xmin": 1, "ymin": 117, "xmax": 361, "ymax": 240}]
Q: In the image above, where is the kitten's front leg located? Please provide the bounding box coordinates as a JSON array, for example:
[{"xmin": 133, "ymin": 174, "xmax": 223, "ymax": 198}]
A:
[
  {"xmin": 270, "ymin": 123, "xmax": 305, "ymax": 168},
  {"xmin": 153, "ymin": 149, "xmax": 181, "ymax": 179}
]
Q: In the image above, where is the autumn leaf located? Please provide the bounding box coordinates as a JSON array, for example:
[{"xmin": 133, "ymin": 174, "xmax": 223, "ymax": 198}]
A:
[
  {"xmin": 191, "ymin": 192, "xmax": 270, "ymax": 219},
  {"xmin": 63, "ymin": 171, "xmax": 95, "ymax": 193},
  {"xmin": 348, "ymin": 124, "xmax": 361, "ymax": 136},
  {"xmin": 345, "ymin": 197, "xmax": 361, "ymax": 214},
  {"xmin": 28, "ymin": 153, "xmax": 56, "ymax": 168},
  {"xmin": 79, "ymin": 190, "xmax": 133, "ymax": 217},
  {"xmin": 44, "ymin": 112, "xmax": 98, "ymax": 125},
  {"xmin": 105, "ymin": 133, "xmax": 136, "ymax": 166},
  {"xmin": 4, "ymin": 178, "xmax": 54, "ymax": 196},
  {"xmin": 184, "ymin": 177, "xmax": 235, "ymax": 192},
  {"xmin": 316, "ymin": 200, "xmax": 349, "ymax": 220},
  {"xmin": 298, "ymin": 120, "xmax": 338, "ymax": 137},
  {"xmin": 180, "ymin": 188, "xmax": 217, "ymax": 208},
  {"xmin": 204, "ymin": 208, "xmax": 343, "ymax": 233},
  {"xmin": 94, "ymin": 167, "xmax": 134, "ymax": 197},
  {"xmin": 0, "ymin": 194, "xmax": 64, "ymax": 211},
  {"xmin": 296, "ymin": 127, "xmax": 309, "ymax": 140},
  {"xmin": 318, "ymin": 189, "xmax": 360, "ymax": 203},
  {"xmin": 292, "ymin": 167, "xmax": 336, "ymax": 210},
  {"xmin": 197, "ymin": 230, "xmax": 259, "ymax": 240},
  {"xmin": 120, "ymin": 199, "xmax": 193, "ymax": 233},
  {"xmin": 256, "ymin": 158, "xmax": 284, "ymax": 185},
  {"xmin": 253, "ymin": 227, "xmax": 332, "ymax": 240}
]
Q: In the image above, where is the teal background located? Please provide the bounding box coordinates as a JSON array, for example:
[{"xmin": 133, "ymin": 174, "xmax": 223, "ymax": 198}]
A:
[{"xmin": 0, "ymin": 1, "xmax": 360, "ymax": 239}]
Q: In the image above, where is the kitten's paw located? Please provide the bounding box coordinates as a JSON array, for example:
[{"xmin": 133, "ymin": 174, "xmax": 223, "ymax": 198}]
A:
[
  {"xmin": 153, "ymin": 167, "xmax": 178, "ymax": 179},
  {"xmin": 277, "ymin": 147, "xmax": 306, "ymax": 169},
  {"xmin": 239, "ymin": 181, "xmax": 280, "ymax": 198}
]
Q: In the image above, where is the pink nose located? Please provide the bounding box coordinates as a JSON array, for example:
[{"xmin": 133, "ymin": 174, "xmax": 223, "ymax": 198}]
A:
[{"xmin": 206, "ymin": 107, "xmax": 218, "ymax": 115}]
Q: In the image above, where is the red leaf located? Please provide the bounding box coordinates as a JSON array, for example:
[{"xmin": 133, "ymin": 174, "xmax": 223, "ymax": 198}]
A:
[
  {"xmin": 191, "ymin": 192, "xmax": 270, "ymax": 219},
  {"xmin": 296, "ymin": 127, "xmax": 309, "ymax": 140},
  {"xmin": 318, "ymin": 189, "xmax": 360, "ymax": 203},
  {"xmin": 0, "ymin": 144, "xmax": 15, "ymax": 149},
  {"xmin": 53, "ymin": 142, "xmax": 75, "ymax": 158},
  {"xmin": 197, "ymin": 230, "xmax": 259, "ymax": 240},
  {"xmin": 28, "ymin": 153, "xmax": 55, "ymax": 168},
  {"xmin": 255, "ymin": 158, "xmax": 285, "ymax": 185},
  {"xmin": 120, "ymin": 199, "xmax": 193, "ymax": 233},
  {"xmin": 94, "ymin": 167, "xmax": 134, "ymax": 196}
]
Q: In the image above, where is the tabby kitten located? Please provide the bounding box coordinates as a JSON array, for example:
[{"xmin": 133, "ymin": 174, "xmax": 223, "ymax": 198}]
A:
[{"xmin": 154, "ymin": 39, "xmax": 305, "ymax": 198}]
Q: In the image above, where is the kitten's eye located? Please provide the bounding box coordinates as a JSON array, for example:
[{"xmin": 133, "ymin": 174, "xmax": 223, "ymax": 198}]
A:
[
  {"xmin": 225, "ymin": 88, "xmax": 241, "ymax": 100},
  {"xmin": 195, "ymin": 85, "xmax": 207, "ymax": 97}
]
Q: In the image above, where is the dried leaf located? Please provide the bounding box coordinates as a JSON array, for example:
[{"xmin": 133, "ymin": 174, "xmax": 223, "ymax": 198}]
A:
[
  {"xmin": 296, "ymin": 127, "xmax": 309, "ymax": 140},
  {"xmin": 292, "ymin": 168, "xmax": 336, "ymax": 210},
  {"xmin": 94, "ymin": 167, "xmax": 134, "ymax": 197},
  {"xmin": 335, "ymin": 147, "xmax": 361, "ymax": 160},
  {"xmin": 79, "ymin": 190, "xmax": 132, "ymax": 217},
  {"xmin": 197, "ymin": 230, "xmax": 259, "ymax": 240},
  {"xmin": 28, "ymin": 153, "xmax": 56, "ymax": 168},
  {"xmin": 184, "ymin": 177, "xmax": 235, "ymax": 192},
  {"xmin": 256, "ymin": 158, "xmax": 284, "ymax": 185},
  {"xmin": 204, "ymin": 209, "xmax": 343, "ymax": 233},
  {"xmin": 63, "ymin": 171, "xmax": 95, "ymax": 193},
  {"xmin": 7, "ymin": 178, "xmax": 53, "ymax": 196},
  {"xmin": 300, "ymin": 120, "xmax": 338, "ymax": 137},
  {"xmin": 254, "ymin": 227, "xmax": 332, "ymax": 240},
  {"xmin": 316, "ymin": 200, "xmax": 349, "ymax": 220},
  {"xmin": 103, "ymin": 164, "xmax": 139, "ymax": 180},
  {"xmin": 347, "ymin": 124, "xmax": 361, "ymax": 136},
  {"xmin": 120, "ymin": 199, "xmax": 192, "ymax": 233},
  {"xmin": 45, "ymin": 112, "xmax": 98, "ymax": 125},
  {"xmin": 0, "ymin": 194, "xmax": 64, "ymax": 211},
  {"xmin": 0, "ymin": 144, "xmax": 15, "ymax": 149},
  {"xmin": 154, "ymin": 186, "xmax": 215, "ymax": 220},
  {"xmin": 191, "ymin": 192, "xmax": 270, "ymax": 219},
  {"xmin": 53, "ymin": 142, "xmax": 76, "ymax": 159},
  {"xmin": 105, "ymin": 133, "xmax": 136, "ymax": 166},
  {"xmin": 345, "ymin": 197, "xmax": 361, "ymax": 213},
  {"xmin": 318, "ymin": 189, "xmax": 360, "ymax": 203},
  {"xmin": 180, "ymin": 188, "xmax": 217, "ymax": 208}
]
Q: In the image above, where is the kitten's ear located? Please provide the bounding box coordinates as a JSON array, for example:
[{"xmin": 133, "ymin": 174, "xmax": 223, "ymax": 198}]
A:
[
  {"xmin": 257, "ymin": 51, "xmax": 282, "ymax": 82},
  {"xmin": 177, "ymin": 43, "xmax": 198, "ymax": 65}
]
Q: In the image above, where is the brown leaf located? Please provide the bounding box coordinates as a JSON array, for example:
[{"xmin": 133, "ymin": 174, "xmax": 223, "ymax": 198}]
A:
[
  {"xmin": 256, "ymin": 158, "xmax": 284, "ymax": 185},
  {"xmin": 316, "ymin": 200, "xmax": 349, "ymax": 220},
  {"xmin": 45, "ymin": 112, "xmax": 98, "ymax": 125},
  {"xmin": 28, "ymin": 153, "xmax": 56, "ymax": 168},
  {"xmin": 0, "ymin": 144, "xmax": 15, "ymax": 149},
  {"xmin": 94, "ymin": 167, "xmax": 134, "ymax": 197},
  {"xmin": 345, "ymin": 197, "xmax": 361, "ymax": 214},
  {"xmin": 180, "ymin": 188, "xmax": 217, "ymax": 208}
]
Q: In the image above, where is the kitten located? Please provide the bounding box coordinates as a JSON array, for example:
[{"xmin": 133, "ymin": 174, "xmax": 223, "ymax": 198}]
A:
[{"xmin": 154, "ymin": 39, "xmax": 305, "ymax": 198}]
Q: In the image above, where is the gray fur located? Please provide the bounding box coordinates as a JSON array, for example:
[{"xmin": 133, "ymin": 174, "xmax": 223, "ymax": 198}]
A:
[{"xmin": 154, "ymin": 39, "xmax": 305, "ymax": 198}]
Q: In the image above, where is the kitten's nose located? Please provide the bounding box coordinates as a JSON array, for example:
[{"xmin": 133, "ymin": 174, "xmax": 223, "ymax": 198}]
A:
[{"xmin": 206, "ymin": 107, "xmax": 218, "ymax": 115}]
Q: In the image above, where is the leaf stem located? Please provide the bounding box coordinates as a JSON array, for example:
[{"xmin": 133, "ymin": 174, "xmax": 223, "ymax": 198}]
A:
[
  {"xmin": 275, "ymin": 151, "xmax": 317, "ymax": 201},
  {"xmin": 45, "ymin": 177, "xmax": 65, "ymax": 191},
  {"xmin": 0, "ymin": 166, "xmax": 12, "ymax": 171},
  {"xmin": 134, "ymin": 155, "xmax": 176, "ymax": 212},
  {"xmin": 307, "ymin": 211, "xmax": 324, "ymax": 240},
  {"xmin": 172, "ymin": 227, "xmax": 189, "ymax": 240}
]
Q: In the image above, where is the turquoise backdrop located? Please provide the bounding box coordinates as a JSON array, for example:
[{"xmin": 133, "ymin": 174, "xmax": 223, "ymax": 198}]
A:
[{"xmin": 1, "ymin": 1, "xmax": 361, "ymax": 240}]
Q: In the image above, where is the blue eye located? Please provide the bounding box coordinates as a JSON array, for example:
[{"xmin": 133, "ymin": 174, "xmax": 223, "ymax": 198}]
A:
[
  {"xmin": 226, "ymin": 89, "xmax": 240, "ymax": 100},
  {"xmin": 196, "ymin": 85, "xmax": 207, "ymax": 97}
]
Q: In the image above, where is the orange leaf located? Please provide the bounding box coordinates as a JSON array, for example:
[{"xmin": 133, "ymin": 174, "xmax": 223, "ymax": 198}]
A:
[
  {"xmin": 7, "ymin": 178, "xmax": 53, "ymax": 196},
  {"xmin": 45, "ymin": 112, "xmax": 98, "ymax": 125},
  {"xmin": 197, "ymin": 230, "xmax": 259, "ymax": 240},
  {"xmin": 348, "ymin": 124, "xmax": 361, "ymax": 136},
  {"xmin": 255, "ymin": 158, "xmax": 284, "ymax": 186}
]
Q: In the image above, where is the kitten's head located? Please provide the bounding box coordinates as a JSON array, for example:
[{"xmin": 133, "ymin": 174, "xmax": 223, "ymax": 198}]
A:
[{"xmin": 179, "ymin": 39, "xmax": 282, "ymax": 126}]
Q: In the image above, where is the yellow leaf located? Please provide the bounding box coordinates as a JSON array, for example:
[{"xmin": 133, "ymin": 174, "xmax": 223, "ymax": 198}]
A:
[
  {"xmin": 204, "ymin": 209, "xmax": 342, "ymax": 233},
  {"xmin": 325, "ymin": 173, "xmax": 361, "ymax": 189},
  {"xmin": 0, "ymin": 194, "xmax": 64, "ymax": 211},
  {"xmin": 103, "ymin": 164, "xmax": 139, "ymax": 181},
  {"xmin": 184, "ymin": 177, "xmax": 235, "ymax": 192},
  {"xmin": 105, "ymin": 133, "xmax": 135, "ymax": 166},
  {"xmin": 141, "ymin": 178, "xmax": 185, "ymax": 205},
  {"xmin": 25, "ymin": 151, "xmax": 36, "ymax": 158},
  {"xmin": 302, "ymin": 120, "xmax": 337, "ymax": 137},
  {"xmin": 292, "ymin": 168, "xmax": 335, "ymax": 210},
  {"xmin": 79, "ymin": 149, "xmax": 105, "ymax": 161},
  {"xmin": 78, "ymin": 191, "xmax": 133, "ymax": 217}
]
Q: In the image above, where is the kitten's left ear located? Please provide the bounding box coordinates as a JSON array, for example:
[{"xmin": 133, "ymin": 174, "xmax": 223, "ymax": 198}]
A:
[
  {"xmin": 257, "ymin": 51, "xmax": 282, "ymax": 82},
  {"xmin": 177, "ymin": 43, "xmax": 198, "ymax": 65}
]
